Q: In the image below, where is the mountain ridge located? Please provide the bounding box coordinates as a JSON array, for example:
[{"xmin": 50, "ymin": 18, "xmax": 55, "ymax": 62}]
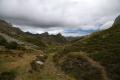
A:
[{"xmin": 0, "ymin": 19, "xmax": 67, "ymax": 50}]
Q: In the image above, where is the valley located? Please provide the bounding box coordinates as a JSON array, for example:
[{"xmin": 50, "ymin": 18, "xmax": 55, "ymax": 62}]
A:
[{"xmin": 0, "ymin": 15, "xmax": 120, "ymax": 80}]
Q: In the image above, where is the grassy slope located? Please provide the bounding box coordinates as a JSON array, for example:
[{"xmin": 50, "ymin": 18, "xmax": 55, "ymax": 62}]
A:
[
  {"xmin": 0, "ymin": 20, "xmax": 47, "ymax": 49},
  {"xmin": 61, "ymin": 52, "xmax": 109, "ymax": 80},
  {"xmin": 54, "ymin": 17, "xmax": 120, "ymax": 80},
  {"xmin": 0, "ymin": 51, "xmax": 39, "ymax": 80},
  {"xmin": 0, "ymin": 50, "xmax": 75, "ymax": 80}
]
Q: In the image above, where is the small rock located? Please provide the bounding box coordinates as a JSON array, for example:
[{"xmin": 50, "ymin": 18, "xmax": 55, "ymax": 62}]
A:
[{"xmin": 36, "ymin": 61, "xmax": 44, "ymax": 65}]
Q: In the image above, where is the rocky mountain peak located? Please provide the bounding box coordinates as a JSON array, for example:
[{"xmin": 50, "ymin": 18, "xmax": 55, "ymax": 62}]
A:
[
  {"xmin": 56, "ymin": 33, "xmax": 62, "ymax": 37},
  {"xmin": 40, "ymin": 32, "xmax": 49, "ymax": 37},
  {"xmin": 113, "ymin": 15, "xmax": 120, "ymax": 26}
]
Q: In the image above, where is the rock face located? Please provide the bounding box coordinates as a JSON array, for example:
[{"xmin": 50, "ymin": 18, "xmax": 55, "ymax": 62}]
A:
[
  {"xmin": 113, "ymin": 15, "xmax": 120, "ymax": 25},
  {"xmin": 40, "ymin": 32, "xmax": 49, "ymax": 37}
]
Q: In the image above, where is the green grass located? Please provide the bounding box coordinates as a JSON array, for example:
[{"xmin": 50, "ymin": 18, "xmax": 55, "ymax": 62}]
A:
[{"xmin": 54, "ymin": 22, "xmax": 120, "ymax": 80}]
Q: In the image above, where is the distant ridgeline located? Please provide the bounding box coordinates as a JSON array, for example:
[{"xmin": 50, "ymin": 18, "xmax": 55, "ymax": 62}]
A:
[
  {"xmin": 0, "ymin": 19, "xmax": 67, "ymax": 50},
  {"xmin": 54, "ymin": 15, "xmax": 120, "ymax": 80}
]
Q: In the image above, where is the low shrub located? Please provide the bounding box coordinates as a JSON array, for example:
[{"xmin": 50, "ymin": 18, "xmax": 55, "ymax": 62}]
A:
[
  {"xmin": 0, "ymin": 71, "xmax": 17, "ymax": 80},
  {"xmin": 0, "ymin": 35, "xmax": 7, "ymax": 45},
  {"xmin": 5, "ymin": 41, "xmax": 19, "ymax": 49}
]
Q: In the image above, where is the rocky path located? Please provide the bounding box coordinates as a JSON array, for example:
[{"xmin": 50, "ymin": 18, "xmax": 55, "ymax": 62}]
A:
[{"xmin": 40, "ymin": 53, "xmax": 75, "ymax": 80}]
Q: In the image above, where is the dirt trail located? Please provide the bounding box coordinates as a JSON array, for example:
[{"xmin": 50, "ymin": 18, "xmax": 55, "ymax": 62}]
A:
[{"xmin": 40, "ymin": 53, "xmax": 75, "ymax": 80}]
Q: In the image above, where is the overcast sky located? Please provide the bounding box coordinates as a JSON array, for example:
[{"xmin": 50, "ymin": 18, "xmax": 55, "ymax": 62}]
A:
[{"xmin": 0, "ymin": 0, "xmax": 120, "ymax": 36}]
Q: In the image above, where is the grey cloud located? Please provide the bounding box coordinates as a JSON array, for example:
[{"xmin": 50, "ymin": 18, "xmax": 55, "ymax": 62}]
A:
[
  {"xmin": 0, "ymin": 0, "xmax": 120, "ymax": 36},
  {"xmin": 4, "ymin": 17, "xmax": 64, "ymax": 28}
]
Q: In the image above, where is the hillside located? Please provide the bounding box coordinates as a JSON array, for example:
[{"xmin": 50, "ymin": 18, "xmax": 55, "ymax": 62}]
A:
[
  {"xmin": 0, "ymin": 35, "xmax": 73, "ymax": 80},
  {"xmin": 0, "ymin": 20, "xmax": 67, "ymax": 50},
  {"xmin": 0, "ymin": 19, "xmax": 70, "ymax": 80},
  {"xmin": 54, "ymin": 15, "xmax": 120, "ymax": 80}
]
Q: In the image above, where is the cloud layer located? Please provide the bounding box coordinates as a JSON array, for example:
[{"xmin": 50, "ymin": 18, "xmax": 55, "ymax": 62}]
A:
[{"xmin": 0, "ymin": 0, "xmax": 120, "ymax": 36}]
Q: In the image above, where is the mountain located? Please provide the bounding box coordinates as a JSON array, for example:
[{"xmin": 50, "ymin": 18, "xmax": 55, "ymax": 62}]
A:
[
  {"xmin": 26, "ymin": 32, "xmax": 67, "ymax": 46},
  {"xmin": 0, "ymin": 20, "xmax": 67, "ymax": 50},
  {"xmin": 54, "ymin": 15, "xmax": 120, "ymax": 80}
]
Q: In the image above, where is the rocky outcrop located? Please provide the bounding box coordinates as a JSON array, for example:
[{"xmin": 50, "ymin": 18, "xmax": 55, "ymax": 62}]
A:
[
  {"xmin": 113, "ymin": 15, "xmax": 120, "ymax": 26},
  {"xmin": 30, "ymin": 55, "xmax": 47, "ymax": 72}
]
